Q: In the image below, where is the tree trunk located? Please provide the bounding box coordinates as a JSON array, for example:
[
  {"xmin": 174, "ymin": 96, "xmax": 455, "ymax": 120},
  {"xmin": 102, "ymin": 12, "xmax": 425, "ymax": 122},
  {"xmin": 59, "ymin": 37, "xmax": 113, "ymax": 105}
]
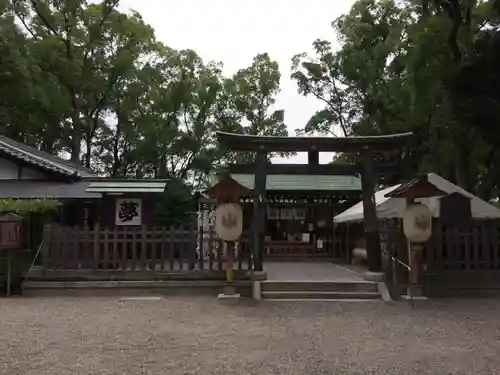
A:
[
  {"xmin": 454, "ymin": 141, "xmax": 474, "ymax": 191},
  {"xmin": 84, "ymin": 132, "xmax": 92, "ymax": 168},
  {"xmin": 111, "ymin": 118, "xmax": 123, "ymax": 177},
  {"xmin": 70, "ymin": 90, "xmax": 82, "ymax": 163}
]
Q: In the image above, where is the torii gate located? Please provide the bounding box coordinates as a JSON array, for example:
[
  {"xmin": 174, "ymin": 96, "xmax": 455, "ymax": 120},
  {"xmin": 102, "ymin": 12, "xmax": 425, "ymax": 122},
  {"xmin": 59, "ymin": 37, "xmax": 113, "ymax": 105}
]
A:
[{"xmin": 215, "ymin": 131, "xmax": 414, "ymax": 277}]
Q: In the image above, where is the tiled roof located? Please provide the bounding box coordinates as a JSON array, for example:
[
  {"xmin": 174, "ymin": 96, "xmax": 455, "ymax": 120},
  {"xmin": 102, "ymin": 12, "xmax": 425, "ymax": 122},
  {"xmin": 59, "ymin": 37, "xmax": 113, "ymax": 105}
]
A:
[
  {"xmin": 0, "ymin": 180, "xmax": 100, "ymax": 199},
  {"xmin": 384, "ymin": 176, "xmax": 447, "ymax": 199},
  {"xmin": 86, "ymin": 179, "xmax": 169, "ymax": 193},
  {"xmin": 0, "ymin": 136, "xmax": 96, "ymax": 178}
]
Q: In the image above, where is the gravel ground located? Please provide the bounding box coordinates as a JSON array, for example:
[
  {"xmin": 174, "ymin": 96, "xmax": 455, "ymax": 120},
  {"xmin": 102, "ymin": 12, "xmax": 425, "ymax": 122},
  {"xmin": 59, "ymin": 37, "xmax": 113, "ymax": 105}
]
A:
[{"xmin": 1, "ymin": 297, "xmax": 500, "ymax": 375}]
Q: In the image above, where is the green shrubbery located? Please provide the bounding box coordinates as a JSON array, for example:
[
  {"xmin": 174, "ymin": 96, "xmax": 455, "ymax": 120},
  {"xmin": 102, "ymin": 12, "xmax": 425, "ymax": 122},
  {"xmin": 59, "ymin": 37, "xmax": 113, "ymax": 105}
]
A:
[{"xmin": 0, "ymin": 198, "xmax": 60, "ymax": 215}]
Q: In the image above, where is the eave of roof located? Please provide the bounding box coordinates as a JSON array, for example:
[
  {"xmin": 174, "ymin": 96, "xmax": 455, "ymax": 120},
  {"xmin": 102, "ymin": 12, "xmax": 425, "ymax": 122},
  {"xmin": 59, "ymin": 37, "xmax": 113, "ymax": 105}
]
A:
[
  {"xmin": 0, "ymin": 180, "xmax": 101, "ymax": 199},
  {"xmin": 0, "ymin": 136, "xmax": 97, "ymax": 178},
  {"xmin": 385, "ymin": 176, "xmax": 447, "ymax": 199},
  {"xmin": 205, "ymin": 175, "xmax": 253, "ymax": 198},
  {"xmin": 85, "ymin": 179, "xmax": 169, "ymax": 193}
]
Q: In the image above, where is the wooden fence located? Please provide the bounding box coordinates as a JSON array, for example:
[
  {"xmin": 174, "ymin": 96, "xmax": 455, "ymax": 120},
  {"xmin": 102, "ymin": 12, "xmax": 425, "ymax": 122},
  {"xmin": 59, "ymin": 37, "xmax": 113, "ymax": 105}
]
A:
[
  {"xmin": 425, "ymin": 221, "xmax": 500, "ymax": 271},
  {"xmin": 382, "ymin": 219, "xmax": 500, "ymax": 296},
  {"xmin": 41, "ymin": 224, "xmax": 252, "ymax": 272}
]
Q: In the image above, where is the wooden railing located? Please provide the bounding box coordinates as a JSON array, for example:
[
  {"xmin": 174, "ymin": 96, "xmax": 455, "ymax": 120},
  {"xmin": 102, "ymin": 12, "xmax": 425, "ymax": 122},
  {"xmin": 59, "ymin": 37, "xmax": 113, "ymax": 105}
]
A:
[{"xmin": 41, "ymin": 225, "xmax": 251, "ymax": 272}]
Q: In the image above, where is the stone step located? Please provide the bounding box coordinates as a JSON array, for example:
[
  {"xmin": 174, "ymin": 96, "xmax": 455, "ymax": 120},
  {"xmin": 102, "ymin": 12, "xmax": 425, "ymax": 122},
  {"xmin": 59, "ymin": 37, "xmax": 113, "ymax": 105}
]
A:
[
  {"xmin": 261, "ymin": 280, "xmax": 378, "ymax": 293},
  {"xmin": 23, "ymin": 280, "xmax": 250, "ymax": 289},
  {"xmin": 24, "ymin": 269, "xmax": 251, "ymax": 282},
  {"xmin": 21, "ymin": 280, "xmax": 253, "ymax": 297},
  {"xmin": 262, "ymin": 298, "xmax": 384, "ymax": 303},
  {"xmin": 261, "ymin": 290, "xmax": 381, "ymax": 300}
]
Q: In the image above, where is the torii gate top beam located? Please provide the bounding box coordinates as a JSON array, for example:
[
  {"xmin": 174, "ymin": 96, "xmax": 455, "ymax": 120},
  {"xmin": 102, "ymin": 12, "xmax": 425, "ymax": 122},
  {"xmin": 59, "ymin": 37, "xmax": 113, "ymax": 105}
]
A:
[{"xmin": 216, "ymin": 132, "xmax": 414, "ymax": 153}]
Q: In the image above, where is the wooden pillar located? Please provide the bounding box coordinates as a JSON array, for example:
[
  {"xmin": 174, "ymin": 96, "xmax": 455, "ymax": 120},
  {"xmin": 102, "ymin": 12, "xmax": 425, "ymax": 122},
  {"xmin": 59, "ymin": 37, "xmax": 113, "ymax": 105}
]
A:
[
  {"xmin": 360, "ymin": 150, "xmax": 382, "ymax": 272},
  {"xmin": 308, "ymin": 150, "xmax": 319, "ymax": 165},
  {"xmin": 406, "ymin": 197, "xmax": 423, "ymax": 295},
  {"xmin": 252, "ymin": 150, "xmax": 267, "ymax": 271}
]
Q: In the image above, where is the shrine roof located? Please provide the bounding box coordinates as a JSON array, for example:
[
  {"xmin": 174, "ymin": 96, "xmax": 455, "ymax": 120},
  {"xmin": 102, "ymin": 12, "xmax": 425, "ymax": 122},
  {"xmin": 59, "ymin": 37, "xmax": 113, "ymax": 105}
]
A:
[
  {"xmin": 384, "ymin": 176, "xmax": 447, "ymax": 199},
  {"xmin": 0, "ymin": 135, "xmax": 96, "ymax": 178},
  {"xmin": 215, "ymin": 174, "xmax": 361, "ymax": 191},
  {"xmin": 85, "ymin": 179, "xmax": 169, "ymax": 194},
  {"xmin": 204, "ymin": 175, "xmax": 253, "ymax": 198},
  {"xmin": 216, "ymin": 132, "xmax": 414, "ymax": 152}
]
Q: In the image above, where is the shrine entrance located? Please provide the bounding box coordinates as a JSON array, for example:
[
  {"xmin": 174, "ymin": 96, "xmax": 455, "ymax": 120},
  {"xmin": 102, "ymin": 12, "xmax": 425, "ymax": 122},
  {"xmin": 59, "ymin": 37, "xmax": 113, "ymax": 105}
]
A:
[
  {"xmin": 213, "ymin": 131, "xmax": 414, "ymax": 274},
  {"xmin": 198, "ymin": 192, "xmax": 359, "ymax": 263}
]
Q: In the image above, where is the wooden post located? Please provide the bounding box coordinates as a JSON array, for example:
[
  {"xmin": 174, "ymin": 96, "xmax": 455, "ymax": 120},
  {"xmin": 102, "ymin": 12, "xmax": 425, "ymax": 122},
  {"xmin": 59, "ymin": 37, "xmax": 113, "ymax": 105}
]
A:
[
  {"xmin": 93, "ymin": 223, "xmax": 100, "ymax": 270},
  {"xmin": 360, "ymin": 150, "xmax": 382, "ymax": 272},
  {"xmin": 42, "ymin": 224, "xmax": 51, "ymax": 270},
  {"xmin": 104, "ymin": 227, "xmax": 110, "ymax": 269},
  {"xmin": 225, "ymin": 241, "xmax": 234, "ymax": 282},
  {"xmin": 252, "ymin": 150, "xmax": 267, "ymax": 271},
  {"xmin": 308, "ymin": 150, "xmax": 319, "ymax": 165},
  {"xmin": 346, "ymin": 223, "xmax": 351, "ymax": 264},
  {"xmin": 6, "ymin": 249, "xmax": 12, "ymax": 296},
  {"xmin": 406, "ymin": 197, "xmax": 423, "ymax": 295},
  {"xmin": 188, "ymin": 222, "xmax": 197, "ymax": 271},
  {"xmin": 141, "ymin": 225, "xmax": 147, "ymax": 270}
]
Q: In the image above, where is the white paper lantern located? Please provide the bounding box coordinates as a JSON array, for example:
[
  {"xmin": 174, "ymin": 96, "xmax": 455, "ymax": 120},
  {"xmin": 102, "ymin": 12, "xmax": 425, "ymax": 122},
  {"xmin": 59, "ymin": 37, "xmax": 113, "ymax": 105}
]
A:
[
  {"xmin": 214, "ymin": 203, "xmax": 243, "ymax": 241},
  {"xmin": 403, "ymin": 203, "xmax": 432, "ymax": 243}
]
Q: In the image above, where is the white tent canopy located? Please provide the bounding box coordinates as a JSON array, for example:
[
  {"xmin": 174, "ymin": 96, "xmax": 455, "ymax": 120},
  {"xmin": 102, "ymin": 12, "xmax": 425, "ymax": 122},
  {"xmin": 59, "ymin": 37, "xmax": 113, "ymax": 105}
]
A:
[{"xmin": 334, "ymin": 173, "xmax": 500, "ymax": 223}]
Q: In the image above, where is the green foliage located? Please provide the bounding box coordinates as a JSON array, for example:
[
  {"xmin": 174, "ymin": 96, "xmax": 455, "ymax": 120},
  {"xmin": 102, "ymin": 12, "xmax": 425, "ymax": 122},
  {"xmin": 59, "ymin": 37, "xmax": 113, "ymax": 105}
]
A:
[
  {"xmin": 0, "ymin": 1, "xmax": 286, "ymax": 179},
  {"xmin": 218, "ymin": 53, "xmax": 290, "ymax": 163},
  {"xmin": 0, "ymin": 199, "xmax": 60, "ymax": 214},
  {"xmin": 292, "ymin": 0, "xmax": 500, "ymax": 197},
  {"xmin": 154, "ymin": 179, "xmax": 197, "ymax": 226},
  {"xmin": 3, "ymin": 0, "xmax": 499, "ymax": 212},
  {"xmin": 0, "ymin": 0, "xmax": 288, "ymax": 218}
]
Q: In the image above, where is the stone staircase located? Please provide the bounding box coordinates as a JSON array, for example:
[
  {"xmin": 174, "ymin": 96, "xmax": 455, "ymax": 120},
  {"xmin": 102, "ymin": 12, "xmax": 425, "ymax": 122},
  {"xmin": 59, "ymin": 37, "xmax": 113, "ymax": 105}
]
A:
[{"xmin": 261, "ymin": 280, "xmax": 384, "ymax": 301}]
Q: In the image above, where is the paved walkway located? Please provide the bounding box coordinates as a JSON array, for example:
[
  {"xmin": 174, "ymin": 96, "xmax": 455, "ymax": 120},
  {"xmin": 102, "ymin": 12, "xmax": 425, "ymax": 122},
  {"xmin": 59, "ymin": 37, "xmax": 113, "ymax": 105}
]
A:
[{"xmin": 264, "ymin": 262, "xmax": 365, "ymax": 281}]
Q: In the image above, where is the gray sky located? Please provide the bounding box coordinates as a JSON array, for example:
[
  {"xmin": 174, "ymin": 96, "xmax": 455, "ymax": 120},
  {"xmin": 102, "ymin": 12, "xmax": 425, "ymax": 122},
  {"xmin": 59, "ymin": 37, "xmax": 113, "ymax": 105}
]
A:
[{"xmin": 118, "ymin": 0, "xmax": 355, "ymax": 163}]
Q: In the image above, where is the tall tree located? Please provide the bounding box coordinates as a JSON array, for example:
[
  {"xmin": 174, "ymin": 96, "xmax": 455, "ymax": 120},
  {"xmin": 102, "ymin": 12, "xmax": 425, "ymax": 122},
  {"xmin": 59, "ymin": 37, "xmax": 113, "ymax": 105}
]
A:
[
  {"xmin": 1, "ymin": 1, "xmax": 289, "ymax": 194},
  {"xmin": 293, "ymin": 0, "xmax": 500, "ymax": 196},
  {"xmin": 218, "ymin": 53, "xmax": 289, "ymax": 163},
  {"xmin": 450, "ymin": 1, "xmax": 500, "ymax": 197},
  {"xmin": 11, "ymin": 0, "xmax": 156, "ymax": 164},
  {"xmin": 0, "ymin": 0, "xmax": 52, "ymax": 146}
]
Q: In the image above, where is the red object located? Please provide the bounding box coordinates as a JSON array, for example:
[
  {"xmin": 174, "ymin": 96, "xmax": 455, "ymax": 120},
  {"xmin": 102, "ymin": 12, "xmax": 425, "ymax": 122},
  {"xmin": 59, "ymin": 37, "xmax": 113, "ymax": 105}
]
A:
[
  {"xmin": 385, "ymin": 176, "xmax": 447, "ymax": 199},
  {"xmin": 205, "ymin": 176, "xmax": 253, "ymax": 199},
  {"xmin": 0, "ymin": 222, "xmax": 21, "ymax": 249}
]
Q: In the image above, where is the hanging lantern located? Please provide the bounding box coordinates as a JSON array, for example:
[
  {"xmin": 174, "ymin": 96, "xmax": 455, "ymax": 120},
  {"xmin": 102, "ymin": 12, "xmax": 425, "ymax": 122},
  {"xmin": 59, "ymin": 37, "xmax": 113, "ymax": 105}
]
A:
[
  {"xmin": 214, "ymin": 203, "xmax": 243, "ymax": 241},
  {"xmin": 403, "ymin": 203, "xmax": 432, "ymax": 243}
]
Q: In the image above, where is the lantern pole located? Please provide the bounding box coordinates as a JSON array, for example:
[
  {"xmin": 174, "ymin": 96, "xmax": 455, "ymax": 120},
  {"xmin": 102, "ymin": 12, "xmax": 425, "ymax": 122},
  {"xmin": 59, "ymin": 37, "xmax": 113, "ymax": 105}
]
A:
[
  {"xmin": 220, "ymin": 196, "xmax": 236, "ymax": 287},
  {"xmin": 406, "ymin": 197, "xmax": 419, "ymax": 297},
  {"xmin": 403, "ymin": 198, "xmax": 431, "ymax": 301},
  {"xmin": 225, "ymin": 240, "xmax": 234, "ymax": 283},
  {"xmin": 214, "ymin": 196, "xmax": 243, "ymax": 300},
  {"xmin": 205, "ymin": 176, "xmax": 253, "ymax": 300},
  {"xmin": 6, "ymin": 249, "xmax": 12, "ymax": 297},
  {"xmin": 385, "ymin": 176, "xmax": 447, "ymax": 301}
]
